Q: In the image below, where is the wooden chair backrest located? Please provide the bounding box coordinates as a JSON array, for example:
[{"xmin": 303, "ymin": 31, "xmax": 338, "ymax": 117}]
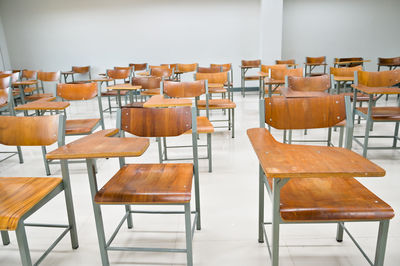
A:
[
  {"xmin": 131, "ymin": 76, "xmax": 161, "ymax": 90},
  {"xmin": 195, "ymin": 71, "xmax": 228, "ymax": 84},
  {"xmin": 163, "ymin": 80, "xmax": 205, "ymax": 98},
  {"xmin": 197, "ymin": 66, "xmax": 222, "ymax": 73},
  {"xmin": 265, "ymin": 95, "xmax": 346, "ymax": 130},
  {"xmin": 57, "ymin": 82, "xmax": 98, "ymax": 100},
  {"xmin": 260, "ymin": 64, "xmax": 287, "ymax": 74},
  {"xmin": 0, "ymin": 76, "xmax": 11, "ymax": 90},
  {"xmin": 150, "ymin": 65, "xmax": 170, "ymax": 70},
  {"xmin": 114, "ymin": 66, "xmax": 133, "ymax": 72},
  {"xmin": 210, "ymin": 63, "xmax": 232, "ymax": 72},
  {"xmin": 72, "ymin": 66, "xmax": 90, "ymax": 74},
  {"xmin": 121, "ymin": 106, "xmax": 192, "ymax": 137},
  {"xmin": 151, "ymin": 68, "xmax": 173, "ymax": 78},
  {"xmin": 330, "ymin": 65, "xmax": 362, "ymax": 77},
  {"xmin": 107, "ymin": 69, "xmax": 130, "ymax": 80},
  {"xmin": 129, "ymin": 63, "xmax": 147, "ymax": 71},
  {"xmin": 270, "ymin": 68, "xmax": 303, "ymax": 80},
  {"xmin": 0, "ymin": 115, "xmax": 60, "ymax": 146},
  {"xmin": 357, "ymin": 69, "xmax": 400, "ymax": 87},
  {"xmin": 378, "ymin": 57, "xmax": 400, "ymax": 65},
  {"xmin": 21, "ymin": 70, "xmax": 38, "ymax": 80},
  {"xmin": 177, "ymin": 63, "xmax": 197, "ymax": 72},
  {"xmin": 38, "ymin": 71, "xmax": 61, "ymax": 82},
  {"xmin": 242, "ymin": 59, "xmax": 261, "ymax": 67},
  {"xmin": 306, "ymin": 56, "xmax": 326, "ymax": 64},
  {"xmin": 276, "ymin": 59, "xmax": 295, "ymax": 65},
  {"xmin": 287, "ymin": 75, "xmax": 330, "ymax": 92}
]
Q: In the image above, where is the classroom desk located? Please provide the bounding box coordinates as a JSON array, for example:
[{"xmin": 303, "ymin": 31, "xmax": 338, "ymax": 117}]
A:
[
  {"xmin": 257, "ymin": 72, "xmax": 284, "ymax": 98},
  {"xmin": 351, "ymin": 84, "xmax": 400, "ymax": 157},
  {"xmin": 143, "ymin": 95, "xmax": 192, "ymax": 108},
  {"xmin": 240, "ymin": 65, "xmax": 261, "ymax": 97},
  {"xmin": 332, "ymin": 75, "xmax": 354, "ymax": 94},
  {"xmin": 334, "ymin": 60, "xmax": 371, "ymax": 67},
  {"xmin": 12, "ymin": 80, "xmax": 38, "ymax": 105},
  {"xmin": 106, "ymin": 84, "xmax": 142, "ymax": 107},
  {"xmin": 46, "ymin": 129, "xmax": 150, "ymax": 265},
  {"xmin": 14, "ymin": 97, "xmax": 70, "ymax": 116},
  {"xmin": 61, "ymin": 71, "xmax": 75, "ymax": 83}
]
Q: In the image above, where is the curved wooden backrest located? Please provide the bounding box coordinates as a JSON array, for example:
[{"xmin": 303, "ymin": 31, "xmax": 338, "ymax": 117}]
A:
[
  {"xmin": 276, "ymin": 59, "xmax": 295, "ymax": 65},
  {"xmin": 22, "ymin": 70, "xmax": 38, "ymax": 80},
  {"xmin": 0, "ymin": 115, "xmax": 59, "ymax": 146},
  {"xmin": 270, "ymin": 68, "xmax": 303, "ymax": 80},
  {"xmin": 287, "ymin": 75, "xmax": 330, "ymax": 92},
  {"xmin": 358, "ymin": 69, "xmax": 400, "ymax": 87},
  {"xmin": 72, "ymin": 66, "xmax": 90, "ymax": 74},
  {"xmin": 121, "ymin": 106, "xmax": 192, "ymax": 137},
  {"xmin": 260, "ymin": 64, "xmax": 287, "ymax": 74},
  {"xmin": 197, "ymin": 66, "xmax": 222, "ymax": 73},
  {"xmin": 265, "ymin": 95, "xmax": 346, "ymax": 130},
  {"xmin": 163, "ymin": 80, "xmax": 205, "ymax": 98},
  {"xmin": 177, "ymin": 63, "xmax": 197, "ymax": 73},
  {"xmin": 378, "ymin": 57, "xmax": 400, "ymax": 65},
  {"xmin": 0, "ymin": 88, "xmax": 10, "ymax": 106},
  {"xmin": 107, "ymin": 69, "xmax": 130, "ymax": 80},
  {"xmin": 0, "ymin": 76, "xmax": 11, "ymax": 90},
  {"xmin": 57, "ymin": 82, "xmax": 97, "ymax": 100},
  {"xmin": 129, "ymin": 63, "xmax": 147, "ymax": 71},
  {"xmin": 195, "ymin": 71, "xmax": 228, "ymax": 83},
  {"xmin": 151, "ymin": 68, "xmax": 173, "ymax": 78},
  {"xmin": 132, "ymin": 76, "xmax": 161, "ymax": 90},
  {"xmin": 150, "ymin": 65, "xmax": 170, "ymax": 70},
  {"xmin": 114, "ymin": 66, "xmax": 133, "ymax": 72},
  {"xmin": 210, "ymin": 63, "xmax": 232, "ymax": 72},
  {"xmin": 330, "ymin": 65, "xmax": 362, "ymax": 77},
  {"xmin": 242, "ymin": 59, "xmax": 261, "ymax": 67},
  {"xmin": 306, "ymin": 56, "xmax": 326, "ymax": 64},
  {"xmin": 38, "ymin": 71, "xmax": 61, "ymax": 82}
]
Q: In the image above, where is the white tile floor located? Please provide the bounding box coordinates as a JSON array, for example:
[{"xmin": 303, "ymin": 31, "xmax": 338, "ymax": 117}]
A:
[{"xmin": 0, "ymin": 92, "xmax": 399, "ymax": 266}]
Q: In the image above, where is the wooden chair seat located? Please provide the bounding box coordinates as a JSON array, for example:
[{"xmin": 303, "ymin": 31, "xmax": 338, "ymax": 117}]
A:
[
  {"xmin": 65, "ymin": 118, "xmax": 99, "ymax": 135},
  {"xmin": 25, "ymin": 93, "xmax": 53, "ymax": 101},
  {"xmin": 357, "ymin": 107, "xmax": 400, "ymax": 121},
  {"xmin": 208, "ymin": 87, "xmax": 227, "ymax": 94},
  {"xmin": 342, "ymin": 92, "xmax": 377, "ymax": 102},
  {"xmin": 244, "ymin": 75, "xmax": 259, "ymax": 81},
  {"xmin": 269, "ymin": 176, "xmax": 394, "ymax": 222},
  {"xmin": 185, "ymin": 116, "xmax": 214, "ymax": 134},
  {"xmin": 0, "ymin": 177, "xmax": 62, "ymax": 230},
  {"xmin": 94, "ymin": 163, "xmax": 193, "ymax": 204},
  {"xmin": 197, "ymin": 99, "xmax": 236, "ymax": 109},
  {"xmin": 141, "ymin": 89, "xmax": 160, "ymax": 96},
  {"xmin": 101, "ymin": 90, "xmax": 128, "ymax": 96}
]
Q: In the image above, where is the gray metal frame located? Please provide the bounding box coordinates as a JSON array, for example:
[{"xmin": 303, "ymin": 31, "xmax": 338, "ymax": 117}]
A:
[
  {"xmin": 241, "ymin": 63, "xmax": 261, "ymax": 97},
  {"xmin": 256, "ymin": 97, "xmax": 390, "ymax": 266},
  {"xmin": 1, "ymin": 115, "xmax": 79, "ymax": 266}
]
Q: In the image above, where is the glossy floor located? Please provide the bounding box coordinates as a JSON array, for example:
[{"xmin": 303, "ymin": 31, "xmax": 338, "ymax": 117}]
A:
[{"xmin": 0, "ymin": 93, "xmax": 399, "ymax": 266}]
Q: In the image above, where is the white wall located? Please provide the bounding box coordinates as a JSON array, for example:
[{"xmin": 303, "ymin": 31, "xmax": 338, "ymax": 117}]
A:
[
  {"xmin": 0, "ymin": 15, "xmax": 11, "ymax": 71},
  {"xmin": 282, "ymin": 0, "xmax": 400, "ymax": 71},
  {"xmin": 0, "ymin": 0, "xmax": 260, "ymax": 85}
]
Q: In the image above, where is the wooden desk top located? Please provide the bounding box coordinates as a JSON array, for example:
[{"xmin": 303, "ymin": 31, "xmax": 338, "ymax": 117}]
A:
[
  {"xmin": 240, "ymin": 65, "xmax": 259, "ymax": 69},
  {"xmin": 12, "ymin": 80, "xmax": 38, "ymax": 86},
  {"xmin": 14, "ymin": 97, "xmax": 70, "ymax": 111},
  {"xmin": 352, "ymin": 84, "xmax": 400, "ymax": 95},
  {"xmin": 46, "ymin": 129, "xmax": 149, "ymax": 160},
  {"xmin": 304, "ymin": 63, "xmax": 328, "ymax": 66},
  {"xmin": 61, "ymin": 71, "xmax": 75, "ymax": 75},
  {"xmin": 247, "ymin": 128, "xmax": 385, "ymax": 178},
  {"xmin": 282, "ymin": 90, "xmax": 329, "ymax": 98},
  {"xmin": 106, "ymin": 84, "xmax": 142, "ymax": 90},
  {"xmin": 143, "ymin": 95, "xmax": 192, "ymax": 108},
  {"xmin": 89, "ymin": 77, "xmax": 114, "ymax": 82},
  {"xmin": 334, "ymin": 76, "xmax": 354, "ymax": 82}
]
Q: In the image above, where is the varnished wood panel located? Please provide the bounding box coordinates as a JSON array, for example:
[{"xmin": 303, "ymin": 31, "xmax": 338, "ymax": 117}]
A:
[
  {"xmin": 270, "ymin": 68, "xmax": 303, "ymax": 80},
  {"xmin": 195, "ymin": 72, "xmax": 228, "ymax": 84},
  {"xmin": 357, "ymin": 69, "xmax": 400, "ymax": 87},
  {"xmin": 330, "ymin": 66, "xmax": 362, "ymax": 77},
  {"xmin": 38, "ymin": 71, "xmax": 61, "ymax": 82},
  {"xmin": 241, "ymin": 59, "xmax": 261, "ymax": 67},
  {"xmin": 72, "ymin": 66, "xmax": 90, "ymax": 74},
  {"xmin": 287, "ymin": 75, "xmax": 330, "ymax": 92},
  {"xmin": 57, "ymin": 82, "xmax": 98, "ymax": 100},
  {"xmin": 163, "ymin": 80, "xmax": 205, "ymax": 98}
]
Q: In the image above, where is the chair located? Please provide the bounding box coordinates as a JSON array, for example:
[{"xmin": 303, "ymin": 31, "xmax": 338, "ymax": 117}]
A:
[
  {"xmin": 150, "ymin": 67, "xmax": 174, "ymax": 81},
  {"xmin": 196, "ymin": 67, "xmax": 227, "ymax": 98},
  {"xmin": 377, "ymin": 57, "xmax": 400, "ymax": 71},
  {"xmin": 210, "ymin": 63, "xmax": 233, "ymax": 87},
  {"xmin": 330, "ymin": 65, "xmax": 362, "ymax": 94},
  {"xmin": 195, "ymin": 72, "xmax": 236, "ymax": 138},
  {"xmin": 72, "ymin": 65, "xmax": 91, "ymax": 81},
  {"xmin": 20, "ymin": 70, "xmax": 41, "ymax": 95},
  {"xmin": 275, "ymin": 59, "xmax": 296, "ymax": 68},
  {"xmin": 24, "ymin": 71, "xmax": 60, "ymax": 102},
  {"xmin": 175, "ymin": 63, "xmax": 198, "ymax": 81},
  {"xmin": 161, "ymin": 80, "xmax": 214, "ymax": 172},
  {"xmin": 334, "ymin": 57, "xmax": 364, "ymax": 68},
  {"xmin": 248, "ymin": 94, "xmax": 394, "ymax": 266},
  {"xmin": 261, "ymin": 67, "xmax": 301, "ymax": 98},
  {"xmin": 132, "ymin": 76, "xmax": 162, "ymax": 100},
  {"xmin": 129, "ymin": 63, "xmax": 148, "ymax": 75},
  {"xmin": 101, "ymin": 68, "xmax": 131, "ymax": 114},
  {"xmin": 241, "ymin": 59, "xmax": 261, "ymax": 97},
  {"xmin": 88, "ymin": 106, "xmax": 200, "ymax": 266},
  {"xmin": 0, "ymin": 114, "xmax": 79, "ymax": 266},
  {"xmin": 304, "ymin": 56, "xmax": 327, "ymax": 76},
  {"xmin": 351, "ymin": 69, "xmax": 400, "ymax": 157},
  {"xmin": 197, "ymin": 66, "xmax": 222, "ymax": 73}
]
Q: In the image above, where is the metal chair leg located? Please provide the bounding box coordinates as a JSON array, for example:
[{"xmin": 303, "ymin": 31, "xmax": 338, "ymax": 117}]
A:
[
  {"xmin": 157, "ymin": 137, "xmax": 163, "ymax": 163},
  {"xmin": 184, "ymin": 203, "xmax": 193, "ymax": 266},
  {"xmin": 393, "ymin": 122, "xmax": 399, "ymax": 147},
  {"xmin": 207, "ymin": 133, "xmax": 212, "ymax": 173},
  {"xmin": 339, "ymin": 126, "xmax": 344, "ymax": 148},
  {"xmin": 258, "ymin": 165, "xmax": 264, "ymax": 243},
  {"xmin": 1, "ymin": 231, "xmax": 10, "ymax": 245},
  {"xmin": 41, "ymin": 146, "xmax": 51, "ymax": 176},
  {"xmin": 336, "ymin": 222, "xmax": 344, "ymax": 242},
  {"xmin": 374, "ymin": 220, "xmax": 390, "ymax": 266},
  {"xmin": 125, "ymin": 205, "xmax": 133, "ymax": 229},
  {"xmin": 17, "ymin": 146, "xmax": 24, "ymax": 163},
  {"xmin": 15, "ymin": 222, "xmax": 32, "ymax": 266},
  {"xmin": 288, "ymin": 130, "xmax": 292, "ymax": 144},
  {"xmin": 107, "ymin": 96, "xmax": 112, "ymax": 115},
  {"xmin": 232, "ymin": 109, "xmax": 235, "ymax": 138},
  {"xmin": 163, "ymin": 137, "xmax": 168, "ymax": 160}
]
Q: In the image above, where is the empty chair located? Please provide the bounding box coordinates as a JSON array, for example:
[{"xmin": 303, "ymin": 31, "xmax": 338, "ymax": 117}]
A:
[
  {"xmin": 304, "ymin": 56, "xmax": 327, "ymax": 76},
  {"xmin": 275, "ymin": 59, "xmax": 297, "ymax": 68},
  {"xmin": 72, "ymin": 65, "xmax": 91, "ymax": 81},
  {"xmin": 197, "ymin": 66, "xmax": 222, "ymax": 73},
  {"xmin": 161, "ymin": 80, "xmax": 214, "ymax": 172},
  {"xmin": 210, "ymin": 63, "xmax": 233, "ymax": 86},
  {"xmin": 25, "ymin": 71, "xmax": 61, "ymax": 102},
  {"xmin": 377, "ymin": 57, "xmax": 400, "ymax": 71},
  {"xmin": 248, "ymin": 94, "xmax": 394, "ymax": 266},
  {"xmin": 101, "ymin": 68, "xmax": 131, "ymax": 113},
  {"xmin": 334, "ymin": 57, "xmax": 365, "ymax": 68},
  {"xmin": 0, "ymin": 114, "xmax": 79, "ymax": 265},
  {"xmin": 150, "ymin": 67, "xmax": 174, "ymax": 81},
  {"xmin": 175, "ymin": 63, "xmax": 198, "ymax": 81},
  {"xmin": 241, "ymin": 59, "xmax": 261, "ymax": 97},
  {"xmin": 129, "ymin": 63, "xmax": 148, "ymax": 75},
  {"xmin": 132, "ymin": 76, "xmax": 162, "ymax": 100},
  {"xmin": 261, "ymin": 67, "xmax": 301, "ymax": 98}
]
